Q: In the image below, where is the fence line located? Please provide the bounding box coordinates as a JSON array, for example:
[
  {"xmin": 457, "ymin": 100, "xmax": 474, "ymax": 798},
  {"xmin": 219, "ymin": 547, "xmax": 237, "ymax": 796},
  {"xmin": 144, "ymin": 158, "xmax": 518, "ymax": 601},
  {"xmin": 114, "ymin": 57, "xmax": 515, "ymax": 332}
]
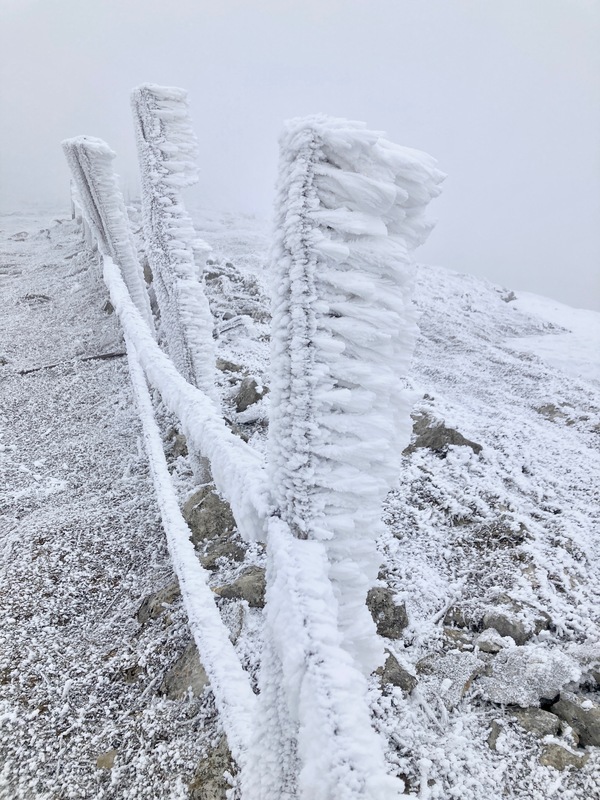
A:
[{"xmin": 64, "ymin": 104, "xmax": 444, "ymax": 798}]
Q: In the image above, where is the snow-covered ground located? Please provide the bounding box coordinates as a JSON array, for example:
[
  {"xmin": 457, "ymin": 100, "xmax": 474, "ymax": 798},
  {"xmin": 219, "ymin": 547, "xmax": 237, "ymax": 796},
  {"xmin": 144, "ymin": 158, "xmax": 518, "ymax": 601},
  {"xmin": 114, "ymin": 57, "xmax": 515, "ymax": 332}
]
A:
[{"xmin": 1, "ymin": 208, "xmax": 599, "ymax": 798}]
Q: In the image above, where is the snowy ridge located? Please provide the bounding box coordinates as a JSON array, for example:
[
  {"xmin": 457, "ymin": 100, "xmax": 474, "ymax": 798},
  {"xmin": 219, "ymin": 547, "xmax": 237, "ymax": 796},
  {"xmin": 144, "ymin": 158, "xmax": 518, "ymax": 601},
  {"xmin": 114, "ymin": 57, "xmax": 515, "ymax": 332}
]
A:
[
  {"xmin": 131, "ymin": 83, "xmax": 217, "ymax": 399},
  {"xmin": 125, "ymin": 339, "xmax": 257, "ymax": 772},
  {"xmin": 268, "ymin": 115, "xmax": 444, "ymax": 675},
  {"xmin": 62, "ymin": 136, "xmax": 154, "ymax": 329}
]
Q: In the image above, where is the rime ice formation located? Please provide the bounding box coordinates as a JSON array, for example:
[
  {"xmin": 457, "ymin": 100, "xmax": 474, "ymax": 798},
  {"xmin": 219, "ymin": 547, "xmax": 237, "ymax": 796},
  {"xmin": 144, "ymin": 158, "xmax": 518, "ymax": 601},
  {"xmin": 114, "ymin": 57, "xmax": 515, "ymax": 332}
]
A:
[
  {"xmin": 62, "ymin": 136, "xmax": 154, "ymax": 329},
  {"xmin": 131, "ymin": 84, "xmax": 217, "ymax": 400},
  {"xmin": 268, "ymin": 115, "xmax": 445, "ymax": 676}
]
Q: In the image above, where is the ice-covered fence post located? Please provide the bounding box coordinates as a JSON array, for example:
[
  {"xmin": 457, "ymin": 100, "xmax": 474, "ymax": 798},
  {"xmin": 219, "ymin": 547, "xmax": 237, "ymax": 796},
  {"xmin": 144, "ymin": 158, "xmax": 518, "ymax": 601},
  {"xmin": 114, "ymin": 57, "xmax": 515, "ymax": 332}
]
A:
[
  {"xmin": 62, "ymin": 137, "xmax": 154, "ymax": 329},
  {"xmin": 249, "ymin": 115, "xmax": 444, "ymax": 800},
  {"xmin": 269, "ymin": 115, "xmax": 444, "ymax": 672},
  {"xmin": 130, "ymin": 83, "xmax": 217, "ymax": 401}
]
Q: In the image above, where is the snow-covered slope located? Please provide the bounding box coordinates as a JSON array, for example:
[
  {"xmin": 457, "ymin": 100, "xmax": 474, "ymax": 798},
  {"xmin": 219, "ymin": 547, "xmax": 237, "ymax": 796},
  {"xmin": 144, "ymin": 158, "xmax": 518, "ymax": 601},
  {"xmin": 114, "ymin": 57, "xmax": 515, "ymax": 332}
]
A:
[{"xmin": 1, "ymin": 208, "xmax": 599, "ymax": 799}]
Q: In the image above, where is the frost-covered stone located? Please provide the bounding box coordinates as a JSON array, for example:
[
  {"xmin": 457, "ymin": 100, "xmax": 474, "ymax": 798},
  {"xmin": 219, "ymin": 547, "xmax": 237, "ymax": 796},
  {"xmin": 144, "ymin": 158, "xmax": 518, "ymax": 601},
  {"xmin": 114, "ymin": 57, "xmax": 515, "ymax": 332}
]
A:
[
  {"xmin": 550, "ymin": 691, "xmax": 600, "ymax": 747},
  {"xmin": 418, "ymin": 652, "xmax": 483, "ymax": 709},
  {"xmin": 482, "ymin": 595, "xmax": 551, "ymax": 646},
  {"xmin": 376, "ymin": 652, "xmax": 418, "ymax": 693},
  {"xmin": 189, "ymin": 737, "xmax": 234, "ymax": 800},
  {"xmin": 444, "ymin": 627, "xmax": 474, "ymax": 651},
  {"xmin": 183, "ymin": 486, "xmax": 236, "ymax": 545},
  {"xmin": 235, "ymin": 377, "xmax": 269, "ymax": 413},
  {"xmin": 476, "ymin": 628, "xmax": 514, "ymax": 654},
  {"xmin": 136, "ymin": 579, "xmax": 180, "ymax": 623},
  {"xmin": 159, "ymin": 641, "xmax": 209, "ymax": 699},
  {"xmin": 510, "ymin": 708, "xmax": 560, "ymax": 738},
  {"xmin": 539, "ymin": 743, "xmax": 589, "ymax": 771},
  {"xmin": 366, "ymin": 587, "xmax": 408, "ymax": 638},
  {"xmin": 215, "ymin": 566, "xmax": 266, "ymax": 609},
  {"xmin": 479, "ymin": 646, "xmax": 581, "ymax": 707}
]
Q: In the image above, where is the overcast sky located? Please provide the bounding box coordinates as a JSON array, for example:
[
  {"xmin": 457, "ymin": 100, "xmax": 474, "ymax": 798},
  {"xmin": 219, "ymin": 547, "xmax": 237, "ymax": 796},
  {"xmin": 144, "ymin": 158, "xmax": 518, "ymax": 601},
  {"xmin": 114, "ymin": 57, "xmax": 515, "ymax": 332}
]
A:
[{"xmin": 1, "ymin": 0, "xmax": 599, "ymax": 310}]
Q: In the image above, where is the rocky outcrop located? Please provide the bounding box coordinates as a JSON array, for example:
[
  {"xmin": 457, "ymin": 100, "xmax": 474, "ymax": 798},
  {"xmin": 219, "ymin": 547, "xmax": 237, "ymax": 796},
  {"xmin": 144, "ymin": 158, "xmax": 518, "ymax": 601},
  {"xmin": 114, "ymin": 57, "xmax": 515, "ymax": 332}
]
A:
[
  {"xmin": 235, "ymin": 377, "xmax": 268, "ymax": 413},
  {"xmin": 404, "ymin": 413, "xmax": 482, "ymax": 457},
  {"xmin": 366, "ymin": 587, "xmax": 408, "ymax": 638},
  {"xmin": 510, "ymin": 708, "xmax": 560, "ymax": 738}
]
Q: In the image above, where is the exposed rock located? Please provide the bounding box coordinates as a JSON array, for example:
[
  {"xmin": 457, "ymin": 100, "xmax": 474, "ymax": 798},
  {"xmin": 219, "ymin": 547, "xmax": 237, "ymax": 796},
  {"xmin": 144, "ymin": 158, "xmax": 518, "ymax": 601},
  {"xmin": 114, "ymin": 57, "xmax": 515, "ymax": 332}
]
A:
[
  {"xmin": 169, "ymin": 432, "xmax": 188, "ymax": 459},
  {"xmin": 404, "ymin": 413, "xmax": 482, "ymax": 457},
  {"xmin": 183, "ymin": 486, "xmax": 236, "ymax": 546},
  {"xmin": 199, "ymin": 537, "xmax": 245, "ymax": 571},
  {"xmin": 482, "ymin": 595, "xmax": 551, "ymax": 646},
  {"xmin": 366, "ymin": 587, "xmax": 408, "ymax": 638},
  {"xmin": 510, "ymin": 708, "xmax": 560, "ymax": 738},
  {"xmin": 487, "ymin": 720, "xmax": 503, "ymax": 751},
  {"xmin": 96, "ymin": 749, "xmax": 117, "ymax": 770},
  {"xmin": 9, "ymin": 231, "xmax": 29, "ymax": 241},
  {"xmin": 159, "ymin": 642, "xmax": 209, "ymax": 700},
  {"xmin": 479, "ymin": 645, "xmax": 581, "ymax": 707},
  {"xmin": 215, "ymin": 566, "xmax": 266, "ymax": 609},
  {"xmin": 418, "ymin": 651, "xmax": 483, "ymax": 709},
  {"xmin": 377, "ymin": 652, "xmax": 418, "ymax": 693},
  {"xmin": 102, "ymin": 299, "xmax": 114, "ymax": 315},
  {"xmin": 444, "ymin": 627, "xmax": 474, "ymax": 651},
  {"xmin": 550, "ymin": 691, "xmax": 600, "ymax": 747},
  {"xmin": 476, "ymin": 628, "xmax": 514, "ymax": 654},
  {"xmin": 443, "ymin": 605, "xmax": 481, "ymax": 631},
  {"xmin": 235, "ymin": 377, "xmax": 268, "ymax": 413},
  {"xmin": 535, "ymin": 404, "xmax": 568, "ymax": 422},
  {"xmin": 216, "ymin": 358, "xmax": 243, "ymax": 374},
  {"xmin": 539, "ymin": 743, "xmax": 589, "ymax": 771},
  {"xmin": 136, "ymin": 579, "xmax": 180, "ymax": 624},
  {"xmin": 189, "ymin": 737, "xmax": 234, "ymax": 800}
]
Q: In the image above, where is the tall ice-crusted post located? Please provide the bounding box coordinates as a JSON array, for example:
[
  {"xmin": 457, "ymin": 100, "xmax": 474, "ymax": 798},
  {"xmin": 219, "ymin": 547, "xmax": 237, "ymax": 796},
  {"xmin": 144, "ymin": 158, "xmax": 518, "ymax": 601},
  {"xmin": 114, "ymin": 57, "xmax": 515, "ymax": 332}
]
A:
[
  {"xmin": 130, "ymin": 83, "xmax": 217, "ymax": 402},
  {"xmin": 249, "ymin": 115, "xmax": 444, "ymax": 800},
  {"xmin": 268, "ymin": 115, "xmax": 445, "ymax": 674}
]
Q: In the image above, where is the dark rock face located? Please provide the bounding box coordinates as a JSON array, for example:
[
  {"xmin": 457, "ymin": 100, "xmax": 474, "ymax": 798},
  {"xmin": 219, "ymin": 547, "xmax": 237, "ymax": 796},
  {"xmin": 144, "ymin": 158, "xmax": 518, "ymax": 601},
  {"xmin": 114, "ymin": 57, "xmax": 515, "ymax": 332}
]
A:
[
  {"xmin": 551, "ymin": 692, "xmax": 600, "ymax": 747},
  {"xmin": 215, "ymin": 566, "xmax": 266, "ymax": 609},
  {"xmin": 366, "ymin": 587, "xmax": 408, "ymax": 638},
  {"xmin": 404, "ymin": 413, "xmax": 482, "ymax": 457}
]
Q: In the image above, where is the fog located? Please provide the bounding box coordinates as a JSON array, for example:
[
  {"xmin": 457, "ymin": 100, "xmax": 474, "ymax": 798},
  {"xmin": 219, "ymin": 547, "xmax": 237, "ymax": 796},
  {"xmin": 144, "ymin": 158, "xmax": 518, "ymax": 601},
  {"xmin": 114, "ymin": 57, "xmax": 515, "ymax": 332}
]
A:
[{"xmin": 1, "ymin": 0, "xmax": 599, "ymax": 310}]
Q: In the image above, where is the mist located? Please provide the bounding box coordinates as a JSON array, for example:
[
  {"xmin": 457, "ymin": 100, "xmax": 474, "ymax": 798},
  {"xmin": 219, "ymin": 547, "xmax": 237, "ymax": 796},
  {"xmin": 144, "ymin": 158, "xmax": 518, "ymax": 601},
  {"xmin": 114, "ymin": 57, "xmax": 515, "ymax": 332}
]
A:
[{"xmin": 1, "ymin": 0, "xmax": 599, "ymax": 310}]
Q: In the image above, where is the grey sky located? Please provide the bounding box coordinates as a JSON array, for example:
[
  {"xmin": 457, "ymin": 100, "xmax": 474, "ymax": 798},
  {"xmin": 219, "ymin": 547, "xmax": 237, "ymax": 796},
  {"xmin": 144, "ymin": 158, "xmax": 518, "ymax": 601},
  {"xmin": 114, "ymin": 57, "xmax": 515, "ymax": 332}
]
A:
[{"xmin": 1, "ymin": 0, "xmax": 599, "ymax": 310}]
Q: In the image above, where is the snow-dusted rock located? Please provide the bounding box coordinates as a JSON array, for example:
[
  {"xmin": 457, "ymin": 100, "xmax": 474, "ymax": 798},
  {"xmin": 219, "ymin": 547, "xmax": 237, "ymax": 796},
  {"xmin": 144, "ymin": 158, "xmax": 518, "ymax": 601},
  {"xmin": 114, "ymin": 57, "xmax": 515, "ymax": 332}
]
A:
[
  {"xmin": 183, "ymin": 485, "xmax": 236, "ymax": 545},
  {"xmin": 215, "ymin": 566, "xmax": 266, "ymax": 609},
  {"xmin": 366, "ymin": 587, "xmax": 409, "ymax": 638},
  {"xmin": 136, "ymin": 579, "xmax": 180, "ymax": 624},
  {"xmin": 550, "ymin": 692, "xmax": 600, "ymax": 747},
  {"xmin": 479, "ymin": 645, "xmax": 581, "ymax": 707},
  {"xmin": 510, "ymin": 708, "xmax": 560, "ymax": 738},
  {"xmin": 539, "ymin": 743, "xmax": 589, "ymax": 771},
  {"xmin": 376, "ymin": 652, "xmax": 418, "ymax": 693},
  {"xmin": 159, "ymin": 641, "xmax": 209, "ymax": 699}
]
